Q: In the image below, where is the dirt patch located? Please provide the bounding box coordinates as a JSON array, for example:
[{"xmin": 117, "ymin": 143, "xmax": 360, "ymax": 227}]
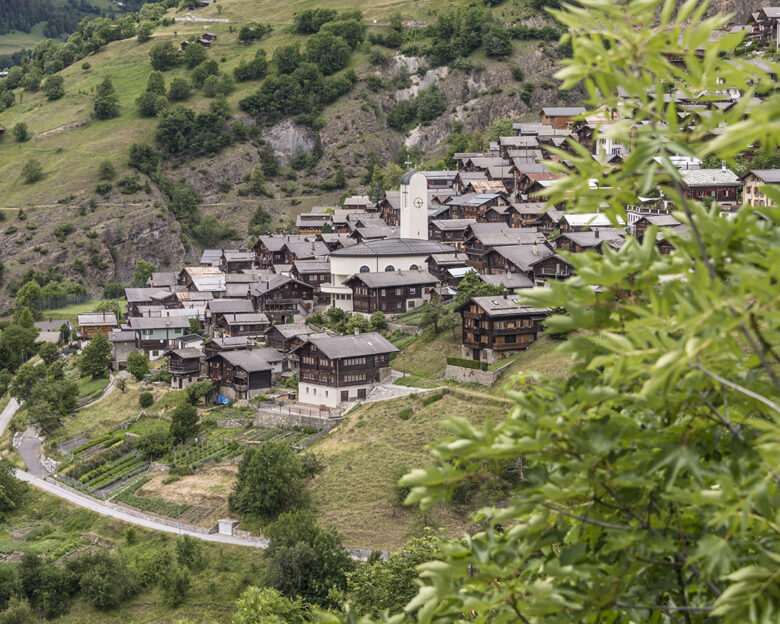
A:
[
  {"xmin": 37, "ymin": 120, "xmax": 87, "ymax": 138},
  {"xmin": 136, "ymin": 464, "xmax": 237, "ymax": 526}
]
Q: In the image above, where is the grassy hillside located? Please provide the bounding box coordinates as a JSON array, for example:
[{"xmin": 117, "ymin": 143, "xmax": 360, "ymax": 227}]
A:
[{"xmin": 310, "ymin": 388, "xmax": 512, "ymax": 551}]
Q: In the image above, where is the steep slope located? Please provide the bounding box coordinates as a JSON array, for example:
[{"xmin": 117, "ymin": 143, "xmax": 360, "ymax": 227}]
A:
[{"xmin": 0, "ymin": 0, "xmax": 573, "ymax": 307}]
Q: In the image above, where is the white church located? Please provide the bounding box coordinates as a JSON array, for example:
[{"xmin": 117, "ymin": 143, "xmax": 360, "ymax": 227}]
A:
[{"xmin": 321, "ymin": 172, "xmax": 459, "ymax": 312}]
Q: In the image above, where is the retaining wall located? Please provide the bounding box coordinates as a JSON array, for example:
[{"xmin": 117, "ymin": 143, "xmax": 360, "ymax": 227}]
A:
[
  {"xmin": 253, "ymin": 408, "xmax": 341, "ymax": 430},
  {"xmin": 444, "ymin": 362, "xmax": 513, "ymax": 386}
]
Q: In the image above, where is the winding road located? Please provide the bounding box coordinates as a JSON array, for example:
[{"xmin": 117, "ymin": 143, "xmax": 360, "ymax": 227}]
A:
[{"xmin": 0, "ymin": 395, "xmax": 374, "ymax": 558}]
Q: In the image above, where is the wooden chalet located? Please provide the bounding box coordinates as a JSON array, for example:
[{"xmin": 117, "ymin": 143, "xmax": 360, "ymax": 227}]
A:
[
  {"xmin": 207, "ymin": 351, "xmax": 272, "ymax": 400},
  {"xmin": 203, "ymin": 336, "xmax": 254, "ymax": 359},
  {"xmin": 78, "ymin": 312, "xmax": 119, "ymax": 340},
  {"xmin": 216, "ymin": 313, "xmax": 270, "ymax": 338},
  {"xmin": 539, "ymin": 107, "xmax": 586, "ymax": 129},
  {"xmin": 680, "ymin": 168, "xmax": 741, "ymax": 209},
  {"xmin": 426, "ymin": 252, "xmax": 470, "ymax": 285},
  {"xmin": 124, "ymin": 287, "xmax": 176, "ymax": 317},
  {"xmin": 249, "ymin": 276, "xmax": 314, "ymax": 323},
  {"xmin": 290, "ymin": 260, "xmax": 332, "ymax": 293},
  {"xmin": 344, "ymin": 270, "xmax": 439, "ymax": 315},
  {"xmin": 428, "ymin": 219, "xmax": 476, "ymax": 250},
  {"xmin": 253, "ymin": 234, "xmax": 315, "ymax": 268},
  {"xmin": 740, "ymin": 169, "xmax": 780, "ymax": 208},
  {"xmin": 555, "ymin": 230, "xmax": 625, "ymax": 253},
  {"xmin": 295, "ymin": 332, "xmax": 398, "ymax": 407},
  {"xmin": 221, "ymin": 251, "xmax": 255, "ymax": 273},
  {"xmin": 206, "ymin": 299, "xmax": 255, "ymax": 329},
  {"xmin": 464, "ymin": 224, "xmax": 545, "ymax": 269},
  {"xmin": 458, "ymin": 295, "xmax": 551, "ymax": 363},
  {"xmin": 167, "ymin": 348, "xmax": 203, "ymax": 390}
]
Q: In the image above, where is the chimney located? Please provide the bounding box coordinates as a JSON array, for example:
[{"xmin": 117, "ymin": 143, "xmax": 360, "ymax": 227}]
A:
[
  {"xmin": 532, "ymin": 243, "xmax": 538, "ymax": 256},
  {"xmin": 595, "ymin": 229, "xmax": 600, "ymax": 239},
  {"xmin": 503, "ymin": 289, "xmax": 508, "ymax": 299},
  {"xmin": 721, "ymin": 160, "xmax": 727, "ymax": 172}
]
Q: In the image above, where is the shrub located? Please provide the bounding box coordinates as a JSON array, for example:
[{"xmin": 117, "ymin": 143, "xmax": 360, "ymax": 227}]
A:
[
  {"xmin": 168, "ymin": 78, "xmax": 191, "ymax": 101},
  {"xmin": 139, "ymin": 392, "xmax": 154, "ymax": 408},
  {"xmin": 398, "ymin": 407, "xmax": 412, "ymax": 420},
  {"xmin": 149, "ymin": 41, "xmax": 179, "ymax": 71},
  {"xmin": 21, "ymin": 159, "xmax": 43, "ymax": 184},
  {"xmin": 12, "ymin": 122, "xmax": 29, "ymax": 142}
]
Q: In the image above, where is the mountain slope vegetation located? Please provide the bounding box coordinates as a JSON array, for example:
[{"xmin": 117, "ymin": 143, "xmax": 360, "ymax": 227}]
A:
[{"xmin": 0, "ymin": 0, "xmax": 574, "ymax": 308}]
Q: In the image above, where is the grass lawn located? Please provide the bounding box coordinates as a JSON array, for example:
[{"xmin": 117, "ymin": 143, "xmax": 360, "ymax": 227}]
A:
[
  {"xmin": 50, "ymin": 380, "xmax": 183, "ymax": 448},
  {"xmin": 497, "ymin": 335, "xmax": 575, "ymax": 383},
  {"xmin": 310, "ymin": 390, "xmax": 508, "ymax": 551},
  {"xmin": 39, "ymin": 299, "xmax": 126, "ymax": 324},
  {"xmin": 392, "ymin": 327, "xmax": 462, "ymax": 378},
  {"xmin": 76, "ymin": 375, "xmax": 110, "ymax": 400},
  {"xmin": 0, "ymin": 23, "xmax": 48, "ymax": 55},
  {"xmin": 1, "ymin": 486, "xmax": 266, "ymax": 623}
]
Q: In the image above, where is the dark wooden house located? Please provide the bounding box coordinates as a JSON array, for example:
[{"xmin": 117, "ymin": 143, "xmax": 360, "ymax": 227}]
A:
[
  {"xmin": 458, "ymin": 295, "xmax": 550, "ymax": 364},
  {"xmin": 344, "ymin": 270, "xmax": 439, "ymax": 315},
  {"xmin": 295, "ymin": 332, "xmax": 398, "ymax": 407},
  {"xmin": 203, "ymin": 336, "xmax": 254, "ymax": 359},
  {"xmin": 207, "ymin": 351, "xmax": 272, "ymax": 400},
  {"xmin": 249, "ymin": 275, "xmax": 314, "ymax": 323},
  {"xmin": 167, "ymin": 348, "xmax": 203, "ymax": 390}
]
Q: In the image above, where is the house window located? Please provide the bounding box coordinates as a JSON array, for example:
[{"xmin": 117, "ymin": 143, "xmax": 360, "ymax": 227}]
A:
[
  {"xmin": 360, "ymin": 265, "xmax": 370, "ymax": 273},
  {"xmin": 384, "ymin": 265, "xmax": 395, "ymax": 272},
  {"xmin": 410, "ymin": 264, "xmax": 419, "ymax": 270},
  {"xmin": 409, "ymin": 287, "xmax": 416, "ymax": 295}
]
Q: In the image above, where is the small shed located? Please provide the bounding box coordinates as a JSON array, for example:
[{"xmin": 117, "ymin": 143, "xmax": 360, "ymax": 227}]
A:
[{"xmin": 218, "ymin": 518, "xmax": 240, "ymax": 535}]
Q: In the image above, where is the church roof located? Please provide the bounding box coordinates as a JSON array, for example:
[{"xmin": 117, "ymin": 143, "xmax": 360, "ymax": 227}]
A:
[{"xmin": 330, "ymin": 239, "xmax": 457, "ymax": 257}]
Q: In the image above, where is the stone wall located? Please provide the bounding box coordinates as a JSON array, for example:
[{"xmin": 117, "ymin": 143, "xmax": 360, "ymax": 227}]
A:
[
  {"xmin": 253, "ymin": 408, "xmax": 341, "ymax": 431},
  {"xmin": 444, "ymin": 362, "xmax": 513, "ymax": 386}
]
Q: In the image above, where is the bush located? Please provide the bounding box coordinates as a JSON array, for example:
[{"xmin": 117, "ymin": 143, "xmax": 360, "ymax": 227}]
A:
[
  {"xmin": 149, "ymin": 41, "xmax": 179, "ymax": 71},
  {"xmin": 139, "ymin": 392, "xmax": 154, "ymax": 408},
  {"xmin": 398, "ymin": 407, "xmax": 412, "ymax": 420},
  {"xmin": 12, "ymin": 122, "xmax": 29, "ymax": 142},
  {"xmin": 43, "ymin": 75, "xmax": 65, "ymax": 100},
  {"xmin": 305, "ymin": 32, "xmax": 351, "ymax": 75},
  {"xmin": 21, "ymin": 159, "xmax": 43, "ymax": 184},
  {"xmin": 229, "ymin": 441, "xmax": 306, "ymax": 518},
  {"xmin": 168, "ymin": 78, "xmax": 191, "ymax": 101},
  {"xmin": 93, "ymin": 77, "xmax": 119, "ymax": 119},
  {"xmin": 182, "ymin": 42, "xmax": 207, "ymax": 68},
  {"xmin": 126, "ymin": 350, "xmax": 149, "ymax": 381},
  {"xmin": 98, "ymin": 160, "xmax": 116, "ymax": 180},
  {"xmin": 233, "ymin": 49, "xmax": 268, "ymax": 82},
  {"xmin": 137, "ymin": 429, "xmax": 172, "ymax": 460}
]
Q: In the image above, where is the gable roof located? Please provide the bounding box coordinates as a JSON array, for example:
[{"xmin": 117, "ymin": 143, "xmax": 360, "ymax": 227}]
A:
[
  {"xmin": 742, "ymin": 169, "xmax": 780, "ymax": 184},
  {"xmin": 459, "ymin": 295, "xmax": 551, "ymax": 317},
  {"xmin": 330, "ymin": 239, "xmax": 457, "ymax": 257},
  {"xmin": 169, "ymin": 348, "xmax": 203, "ymax": 360},
  {"xmin": 302, "ymin": 332, "xmax": 399, "ymax": 359},
  {"xmin": 211, "ymin": 350, "xmax": 273, "ymax": 372},
  {"xmin": 680, "ymin": 168, "xmax": 740, "ymax": 187},
  {"xmin": 345, "ymin": 269, "xmax": 439, "ymax": 289},
  {"xmin": 430, "ymin": 219, "xmax": 476, "ymax": 231},
  {"xmin": 78, "ymin": 313, "xmax": 118, "ymax": 326},
  {"xmin": 490, "ymin": 244, "xmax": 555, "ymax": 272},
  {"xmin": 558, "ymin": 230, "xmax": 625, "ymax": 248},
  {"xmin": 542, "ymin": 106, "xmax": 586, "ymax": 116},
  {"xmin": 207, "ymin": 299, "xmax": 255, "ymax": 314},
  {"xmin": 479, "ymin": 272, "xmax": 534, "ymax": 289},
  {"xmin": 267, "ymin": 323, "xmax": 320, "ymax": 340},
  {"xmin": 222, "ymin": 313, "xmax": 269, "ymax": 326},
  {"xmin": 128, "ymin": 316, "xmax": 190, "ymax": 330}
]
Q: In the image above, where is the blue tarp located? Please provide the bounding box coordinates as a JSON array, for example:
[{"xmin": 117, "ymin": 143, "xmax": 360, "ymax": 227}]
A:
[{"xmin": 216, "ymin": 394, "xmax": 230, "ymax": 405}]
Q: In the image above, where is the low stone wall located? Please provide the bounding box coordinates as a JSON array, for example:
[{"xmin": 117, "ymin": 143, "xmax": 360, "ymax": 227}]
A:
[
  {"xmin": 253, "ymin": 408, "xmax": 341, "ymax": 431},
  {"xmin": 444, "ymin": 362, "xmax": 513, "ymax": 387},
  {"xmin": 216, "ymin": 419, "xmax": 252, "ymax": 428}
]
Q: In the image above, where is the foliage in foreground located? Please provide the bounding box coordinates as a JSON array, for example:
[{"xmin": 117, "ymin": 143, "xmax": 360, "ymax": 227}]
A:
[{"xmin": 324, "ymin": 1, "xmax": 780, "ymax": 623}]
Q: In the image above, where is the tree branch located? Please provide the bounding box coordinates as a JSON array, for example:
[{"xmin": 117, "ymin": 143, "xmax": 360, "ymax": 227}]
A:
[
  {"xmin": 692, "ymin": 363, "xmax": 780, "ymax": 414},
  {"xmin": 614, "ymin": 603, "xmax": 713, "ymax": 614},
  {"xmin": 542, "ymin": 504, "xmax": 631, "ymax": 531},
  {"xmin": 699, "ymin": 395, "xmax": 745, "ymax": 444}
]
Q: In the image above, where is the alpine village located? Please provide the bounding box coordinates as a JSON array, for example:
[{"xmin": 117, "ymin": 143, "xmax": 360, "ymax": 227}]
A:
[{"xmin": 0, "ymin": 0, "xmax": 777, "ymax": 623}]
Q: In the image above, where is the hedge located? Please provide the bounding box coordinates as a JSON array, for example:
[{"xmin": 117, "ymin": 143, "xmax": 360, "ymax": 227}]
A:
[{"xmin": 446, "ymin": 356, "xmax": 482, "ymax": 370}]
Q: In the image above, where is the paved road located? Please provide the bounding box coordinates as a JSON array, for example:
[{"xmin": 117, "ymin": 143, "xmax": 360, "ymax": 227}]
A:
[
  {"xmin": 0, "ymin": 398, "xmax": 20, "ymax": 437},
  {"xmin": 14, "ymin": 470, "xmax": 269, "ymax": 548},
  {"xmin": 16, "ymin": 433, "xmax": 47, "ymax": 478},
  {"xmin": 1, "ymin": 394, "xmax": 376, "ymax": 559}
]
